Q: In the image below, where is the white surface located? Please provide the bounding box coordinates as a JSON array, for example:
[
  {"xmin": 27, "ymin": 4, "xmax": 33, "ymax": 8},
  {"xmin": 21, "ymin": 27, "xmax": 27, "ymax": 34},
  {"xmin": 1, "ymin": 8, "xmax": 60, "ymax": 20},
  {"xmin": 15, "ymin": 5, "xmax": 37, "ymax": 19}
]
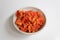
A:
[{"xmin": 0, "ymin": 0, "xmax": 60, "ymax": 40}]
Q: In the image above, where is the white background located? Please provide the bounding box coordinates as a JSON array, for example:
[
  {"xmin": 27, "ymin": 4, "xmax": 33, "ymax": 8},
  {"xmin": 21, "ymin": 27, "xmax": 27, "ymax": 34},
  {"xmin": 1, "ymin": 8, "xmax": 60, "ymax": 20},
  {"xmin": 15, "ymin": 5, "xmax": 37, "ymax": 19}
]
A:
[{"xmin": 0, "ymin": 0, "xmax": 60, "ymax": 40}]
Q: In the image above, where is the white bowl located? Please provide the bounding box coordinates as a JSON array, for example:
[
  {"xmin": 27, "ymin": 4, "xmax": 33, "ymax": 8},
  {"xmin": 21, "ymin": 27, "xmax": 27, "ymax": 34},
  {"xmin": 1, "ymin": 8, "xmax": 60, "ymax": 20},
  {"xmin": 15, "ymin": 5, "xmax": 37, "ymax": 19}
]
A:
[{"xmin": 13, "ymin": 7, "xmax": 46, "ymax": 35}]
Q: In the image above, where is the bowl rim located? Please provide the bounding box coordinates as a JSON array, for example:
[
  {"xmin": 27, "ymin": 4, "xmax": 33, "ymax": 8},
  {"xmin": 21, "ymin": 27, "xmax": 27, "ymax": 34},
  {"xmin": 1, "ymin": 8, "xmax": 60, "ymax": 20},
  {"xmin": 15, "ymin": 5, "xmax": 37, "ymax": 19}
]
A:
[{"xmin": 13, "ymin": 7, "xmax": 46, "ymax": 35}]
